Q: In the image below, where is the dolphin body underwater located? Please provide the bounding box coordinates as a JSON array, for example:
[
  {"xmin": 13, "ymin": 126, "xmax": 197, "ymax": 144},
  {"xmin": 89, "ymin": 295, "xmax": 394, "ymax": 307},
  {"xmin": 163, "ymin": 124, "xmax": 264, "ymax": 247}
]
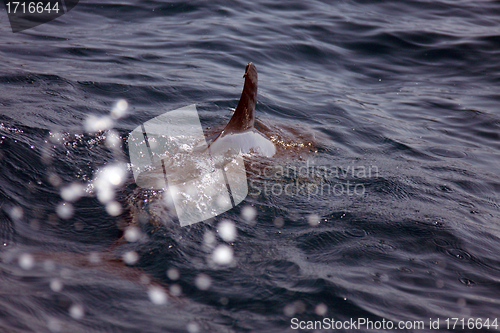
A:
[{"xmin": 126, "ymin": 63, "xmax": 279, "ymax": 227}]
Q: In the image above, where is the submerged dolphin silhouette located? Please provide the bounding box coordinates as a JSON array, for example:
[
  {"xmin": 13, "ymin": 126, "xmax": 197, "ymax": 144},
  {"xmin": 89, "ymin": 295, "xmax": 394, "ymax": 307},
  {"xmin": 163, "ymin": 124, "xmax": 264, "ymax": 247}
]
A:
[
  {"xmin": 207, "ymin": 63, "xmax": 276, "ymax": 157},
  {"xmin": 127, "ymin": 63, "xmax": 276, "ymax": 226},
  {"xmin": 129, "ymin": 63, "xmax": 276, "ymax": 187}
]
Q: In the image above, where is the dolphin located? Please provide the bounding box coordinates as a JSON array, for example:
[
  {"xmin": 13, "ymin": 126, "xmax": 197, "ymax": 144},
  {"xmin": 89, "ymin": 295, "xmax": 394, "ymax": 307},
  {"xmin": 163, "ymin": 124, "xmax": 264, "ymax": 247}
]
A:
[
  {"xmin": 207, "ymin": 62, "xmax": 276, "ymax": 158},
  {"xmin": 127, "ymin": 63, "xmax": 277, "ymax": 226},
  {"xmin": 130, "ymin": 63, "xmax": 276, "ymax": 189}
]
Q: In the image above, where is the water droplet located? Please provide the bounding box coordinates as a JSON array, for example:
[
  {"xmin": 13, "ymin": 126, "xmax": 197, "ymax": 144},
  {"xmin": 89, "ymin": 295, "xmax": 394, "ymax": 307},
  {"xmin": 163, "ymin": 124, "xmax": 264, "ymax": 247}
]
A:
[
  {"xmin": 48, "ymin": 173, "xmax": 62, "ymax": 187},
  {"xmin": 241, "ymin": 205, "xmax": 257, "ymax": 222},
  {"xmin": 203, "ymin": 230, "xmax": 216, "ymax": 248},
  {"xmin": 94, "ymin": 163, "xmax": 127, "ymax": 204},
  {"xmin": 167, "ymin": 268, "xmax": 180, "ymax": 280},
  {"xmin": 148, "ymin": 286, "xmax": 168, "ymax": 305},
  {"xmin": 50, "ymin": 279, "xmax": 63, "ymax": 292},
  {"xmin": 315, "ymin": 303, "xmax": 327, "ymax": 316},
  {"xmin": 186, "ymin": 322, "xmax": 200, "ymax": 333},
  {"xmin": 105, "ymin": 130, "xmax": 121, "ymax": 149},
  {"xmin": 84, "ymin": 115, "xmax": 113, "ymax": 133},
  {"xmin": 60, "ymin": 182, "xmax": 84, "ymax": 202},
  {"xmin": 307, "ymin": 213, "xmax": 320, "ymax": 226},
  {"xmin": 47, "ymin": 318, "xmax": 61, "ymax": 332},
  {"xmin": 212, "ymin": 244, "xmax": 233, "ymax": 265},
  {"xmin": 124, "ymin": 226, "xmax": 141, "ymax": 242},
  {"xmin": 88, "ymin": 252, "xmax": 101, "ymax": 264},
  {"xmin": 56, "ymin": 202, "xmax": 74, "ymax": 219},
  {"xmin": 106, "ymin": 201, "xmax": 122, "ymax": 216},
  {"xmin": 195, "ymin": 274, "xmax": 211, "ymax": 290},
  {"xmin": 218, "ymin": 219, "xmax": 237, "ymax": 242},
  {"xmin": 122, "ymin": 251, "xmax": 139, "ymax": 265},
  {"xmin": 19, "ymin": 253, "xmax": 34, "ymax": 270},
  {"xmin": 283, "ymin": 303, "xmax": 296, "ymax": 317},
  {"xmin": 169, "ymin": 284, "xmax": 182, "ymax": 297},
  {"xmin": 111, "ymin": 99, "xmax": 128, "ymax": 119},
  {"xmin": 69, "ymin": 304, "xmax": 84, "ymax": 320},
  {"xmin": 9, "ymin": 206, "xmax": 23, "ymax": 221}
]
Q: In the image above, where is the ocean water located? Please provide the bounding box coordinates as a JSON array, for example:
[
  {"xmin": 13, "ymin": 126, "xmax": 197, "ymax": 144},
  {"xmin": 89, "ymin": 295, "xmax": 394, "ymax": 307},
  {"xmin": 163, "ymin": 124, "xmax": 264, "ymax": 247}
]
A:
[{"xmin": 1, "ymin": 0, "xmax": 500, "ymax": 332}]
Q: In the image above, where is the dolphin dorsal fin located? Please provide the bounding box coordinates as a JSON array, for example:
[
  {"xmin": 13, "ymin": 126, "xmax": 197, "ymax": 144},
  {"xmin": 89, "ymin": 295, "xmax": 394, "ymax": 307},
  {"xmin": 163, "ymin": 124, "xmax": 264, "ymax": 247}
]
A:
[
  {"xmin": 208, "ymin": 63, "xmax": 275, "ymax": 158},
  {"xmin": 221, "ymin": 62, "xmax": 257, "ymax": 134}
]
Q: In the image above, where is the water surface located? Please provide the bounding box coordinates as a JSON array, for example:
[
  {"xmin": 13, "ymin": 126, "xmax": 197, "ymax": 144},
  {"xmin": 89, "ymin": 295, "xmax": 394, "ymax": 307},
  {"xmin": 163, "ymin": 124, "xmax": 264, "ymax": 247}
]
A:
[{"xmin": 1, "ymin": 0, "xmax": 500, "ymax": 332}]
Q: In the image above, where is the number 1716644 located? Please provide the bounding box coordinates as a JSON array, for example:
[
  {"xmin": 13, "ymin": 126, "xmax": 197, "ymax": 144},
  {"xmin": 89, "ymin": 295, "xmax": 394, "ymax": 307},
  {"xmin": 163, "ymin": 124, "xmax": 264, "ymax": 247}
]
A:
[{"xmin": 6, "ymin": 2, "xmax": 60, "ymax": 14}]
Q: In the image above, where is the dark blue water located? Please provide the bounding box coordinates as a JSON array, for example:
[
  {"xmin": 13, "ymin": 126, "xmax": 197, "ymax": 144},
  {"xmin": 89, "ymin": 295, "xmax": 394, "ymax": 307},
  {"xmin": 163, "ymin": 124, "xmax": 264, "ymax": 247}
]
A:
[{"xmin": 1, "ymin": 0, "xmax": 500, "ymax": 332}]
